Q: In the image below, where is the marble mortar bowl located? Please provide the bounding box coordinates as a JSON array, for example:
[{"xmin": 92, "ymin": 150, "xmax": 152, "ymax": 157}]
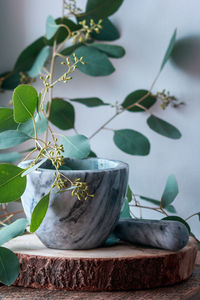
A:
[{"xmin": 19, "ymin": 158, "xmax": 129, "ymax": 250}]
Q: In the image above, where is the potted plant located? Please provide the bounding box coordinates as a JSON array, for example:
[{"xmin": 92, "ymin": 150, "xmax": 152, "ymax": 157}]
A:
[{"xmin": 0, "ymin": 0, "xmax": 199, "ymax": 287}]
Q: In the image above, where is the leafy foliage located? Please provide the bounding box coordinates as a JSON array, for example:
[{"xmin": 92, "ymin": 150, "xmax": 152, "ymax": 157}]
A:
[
  {"xmin": 0, "ymin": 247, "xmax": 19, "ymax": 285},
  {"xmin": 49, "ymin": 98, "xmax": 75, "ymax": 130},
  {"xmin": 14, "ymin": 37, "xmax": 46, "ymax": 73},
  {"xmin": 122, "ymin": 90, "xmax": 157, "ymax": 112},
  {"xmin": 61, "ymin": 134, "xmax": 91, "ymax": 159},
  {"xmin": 0, "ymin": 218, "xmax": 28, "ymax": 246},
  {"xmin": 161, "ymin": 175, "xmax": 178, "ymax": 208},
  {"xmin": 0, "ymin": 164, "xmax": 26, "ymax": 203},
  {"xmin": 147, "ymin": 115, "xmax": 181, "ymax": 139},
  {"xmin": 30, "ymin": 193, "xmax": 50, "ymax": 232},
  {"xmin": 120, "ymin": 198, "xmax": 131, "ymax": 218},
  {"xmin": 91, "ymin": 43, "xmax": 125, "ymax": 58},
  {"xmin": 0, "ymin": 108, "xmax": 17, "ymax": 132},
  {"xmin": 70, "ymin": 97, "xmax": 108, "ymax": 107},
  {"xmin": 0, "ymin": 130, "xmax": 29, "ymax": 149},
  {"xmin": 28, "ymin": 47, "xmax": 49, "ymax": 78},
  {"xmin": 113, "ymin": 129, "xmax": 150, "ymax": 156},
  {"xmin": 160, "ymin": 29, "xmax": 177, "ymax": 71},
  {"xmin": 84, "ymin": 0, "xmax": 124, "ymax": 19},
  {"xmin": 91, "ymin": 18, "xmax": 120, "ymax": 41},
  {"xmin": 18, "ymin": 113, "xmax": 48, "ymax": 137},
  {"xmin": 75, "ymin": 46, "xmax": 115, "ymax": 76},
  {"xmin": 139, "ymin": 195, "xmax": 177, "ymax": 213},
  {"xmin": 46, "ymin": 16, "xmax": 59, "ymax": 40},
  {"xmin": 13, "ymin": 85, "xmax": 38, "ymax": 123},
  {"xmin": 0, "ymin": 152, "xmax": 22, "ymax": 163}
]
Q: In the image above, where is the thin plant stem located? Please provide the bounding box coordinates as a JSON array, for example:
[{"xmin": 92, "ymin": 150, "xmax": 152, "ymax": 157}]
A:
[{"xmin": 185, "ymin": 212, "xmax": 200, "ymax": 221}]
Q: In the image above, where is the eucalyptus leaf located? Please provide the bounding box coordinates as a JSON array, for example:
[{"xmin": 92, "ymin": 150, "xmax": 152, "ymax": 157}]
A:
[
  {"xmin": 87, "ymin": 150, "xmax": 97, "ymax": 158},
  {"xmin": 161, "ymin": 175, "xmax": 178, "ymax": 208},
  {"xmin": 84, "ymin": 0, "xmax": 124, "ymax": 19},
  {"xmin": 61, "ymin": 134, "xmax": 90, "ymax": 159},
  {"xmin": 18, "ymin": 113, "xmax": 48, "ymax": 137},
  {"xmin": 126, "ymin": 186, "xmax": 132, "ymax": 203},
  {"xmin": 162, "ymin": 216, "xmax": 190, "ymax": 233},
  {"xmin": 75, "ymin": 46, "xmax": 115, "ymax": 76},
  {"xmin": 91, "ymin": 43, "xmax": 125, "ymax": 58},
  {"xmin": 61, "ymin": 43, "xmax": 82, "ymax": 56},
  {"xmin": 30, "ymin": 193, "xmax": 50, "ymax": 232},
  {"xmin": 0, "ymin": 247, "xmax": 19, "ymax": 285},
  {"xmin": 114, "ymin": 129, "xmax": 150, "ymax": 156},
  {"xmin": 147, "ymin": 115, "xmax": 181, "ymax": 139},
  {"xmin": 46, "ymin": 15, "xmax": 59, "ymax": 40},
  {"xmin": 120, "ymin": 198, "xmax": 131, "ymax": 218},
  {"xmin": 0, "ymin": 108, "xmax": 17, "ymax": 133},
  {"xmin": 91, "ymin": 18, "xmax": 120, "ymax": 41},
  {"xmin": 0, "ymin": 164, "xmax": 27, "ymax": 203},
  {"xmin": 28, "ymin": 47, "xmax": 49, "ymax": 78},
  {"xmin": 0, "ymin": 152, "xmax": 21, "ymax": 163},
  {"xmin": 1, "ymin": 72, "xmax": 21, "ymax": 90},
  {"xmin": 160, "ymin": 29, "xmax": 177, "ymax": 71},
  {"xmin": 49, "ymin": 98, "xmax": 75, "ymax": 130},
  {"xmin": 46, "ymin": 18, "xmax": 80, "ymax": 46},
  {"xmin": 122, "ymin": 90, "xmax": 157, "ymax": 112},
  {"xmin": 22, "ymin": 158, "xmax": 48, "ymax": 177},
  {"xmin": 139, "ymin": 195, "xmax": 177, "ymax": 213},
  {"xmin": 0, "ymin": 130, "xmax": 29, "ymax": 149},
  {"xmin": 13, "ymin": 85, "xmax": 38, "ymax": 123},
  {"xmin": 0, "ymin": 218, "xmax": 28, "ymax": 246},
  {"xmin": 70, "ymin": 97, "xmax": 109, "ymax": 107},
  {"xmin": 14, "ymin": 37, "xmax": 46, "ymax": 73}
]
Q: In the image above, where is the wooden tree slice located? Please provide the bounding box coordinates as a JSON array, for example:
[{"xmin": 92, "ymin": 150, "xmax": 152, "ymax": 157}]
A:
[{"xmin": 4, "ymin": 234, "xmax": 198, "ymax": 291}]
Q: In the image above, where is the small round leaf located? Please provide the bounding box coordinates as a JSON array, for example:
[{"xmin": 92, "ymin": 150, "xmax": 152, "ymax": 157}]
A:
[
  {"xmin": 0, "ymin": 247, "xmax": 19, "ymax": 285},
  {"xmin": 61, "ymin": 134, "xmax": 91, "ymax": 159},
  {"xmin": 147, "ymin": 115, "xmax": 181, "ymax": 139}
]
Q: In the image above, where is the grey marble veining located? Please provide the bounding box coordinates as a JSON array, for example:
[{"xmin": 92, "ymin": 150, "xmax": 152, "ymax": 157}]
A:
[
  {"xmin": 19, "ymin": 158, "xmax": 129, "ymax": 250},
  {"xmin": 114, "ymin": 219, "xmax": 189, "ymax": 251}
]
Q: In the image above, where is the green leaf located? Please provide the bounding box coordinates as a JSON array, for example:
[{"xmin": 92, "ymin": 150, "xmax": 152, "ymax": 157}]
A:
[
  {"xmin": 75, "ymin": 46, "xmax": 115, "ymax": 76},
  {"xmin": 0, "ymin": 164, "xmax": 27, "ymax": 203},
  {"xmin": 161, "ymin": 175, "xmax": 178, "ymax": 208},
  {"xmin": 28, "ymin": 47, "xmax": 49, "ymax": 78},
  {"xmin": 162, "ymin": 216, "xmax": 190, "ymax": 233},
  {"xmin": 0, "ymin": 108, "xmax": 17, "ymax": 133},
  {"xmin": 30, "ymin": 193, "xmax": 50, "ymax": 232},
  {"xmin": 0, "ymin": 218, "xmax": 28, "ymax": 246},
  {"xmin": 120, "ymin": 198, "xmax": 131, "ymax": 218},
  {"xmin": 22, "ymin": 158, "xmax": 48, "ymax": 177},
  {"xmin": 18, "ymin": 113, "xmax": 48, "ymax": 137},
  {"xmin": 114, "ymin": 129, "xmax": 150, "ymax": 156},
  {"xmin": 104, "ymin": 233, "xmax": 120, "ymax": 246},
  {"xmin": 139, "ymin": 195, "xmax": 176, "ymax": 213},
  {"xmin": 14, "ymin": 37, "xmax": 46, "ymax": 73},
  {"xmin": 46, "ymin": 18, "xmax": 80, "ymax": 46},
  {"xmin": 0, "ymin": 152, "xmax": 22, "ymax": 163},
  {"xmin": 61, "ymin": 134, "xmax": 91, "ymax": 159},
  {"xmin": 46, "ymin": 15, "xmax": 59, "ymax": 40},
  {"xmin": 0, "ymin": 247, "xmax": 19, "ymax": 285},
  {"xmin": 0, "ymin": 130, "xmax": 29, "ymax": 149},
  {"xmin": 87, "ymin": 150, "xmax": 97, "ymax": 158},
  {"xmin": 147, "ymin": 115, "xmax": 181, "ymax": 139},
  {"xmin": 126, "ymin": 186, "xmax": 132, "ymax": 203},
  {"xmin": 84, "ymin": 0, "xmax": 124, "ymax": 19},
  {"xmin": 13, "ymin": 85, "xmax": 38, "ymax": 123},
  {"xmin": 121, "ymin": 90, "xmax": 157, "ymax": 112},
  {"xmin": 160, "ymin": 29, "xmax": 177, "ymax": 71},
  {"xmin": 61, "ymin": 43, "xmax": 82, "ymax": 56},
  {"xmin": 1, "ymin": 72, "xmax": 21, "ymax": 90},
  {"xmin": 70, "ymin": 97, "xmax": 109, "ymax": 107},
  {"xmin": 49, "ymin": 98, "xmax": 75, "ymax": 130},
  {"xmin": 91, "ymin": 18, "xmax": 120, "ymax": 41},
  {"xmin": 91, "ymin": 43, "xmax": 125, "ymax": 58}
]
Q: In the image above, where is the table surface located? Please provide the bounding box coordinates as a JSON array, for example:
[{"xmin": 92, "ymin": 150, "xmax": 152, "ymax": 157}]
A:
[{"xmin": 0, "ymin": 253, "xmax": 199, "ymax": 300}]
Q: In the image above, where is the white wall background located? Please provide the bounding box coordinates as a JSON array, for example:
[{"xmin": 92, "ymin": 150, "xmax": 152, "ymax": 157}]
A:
[{"xmin": 0, "ymin": 0, "xmax": 200, "ymax": 238}]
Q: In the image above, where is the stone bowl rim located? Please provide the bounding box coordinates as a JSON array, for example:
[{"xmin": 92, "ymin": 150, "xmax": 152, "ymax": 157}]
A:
[{"xmin": 19, "ymin": 157, "xmax": 129, "ymax": 174}]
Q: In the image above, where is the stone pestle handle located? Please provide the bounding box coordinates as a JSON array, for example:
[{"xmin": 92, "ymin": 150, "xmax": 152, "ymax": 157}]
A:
[{"xmin": 113, "ymin": 219, "xmax": 189, "ymax": 251}]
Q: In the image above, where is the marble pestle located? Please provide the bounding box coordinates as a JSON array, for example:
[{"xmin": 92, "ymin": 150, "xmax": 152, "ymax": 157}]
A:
[{"xmin": 113, "ymin": 219, "xmax": 189, "ymax": 251}]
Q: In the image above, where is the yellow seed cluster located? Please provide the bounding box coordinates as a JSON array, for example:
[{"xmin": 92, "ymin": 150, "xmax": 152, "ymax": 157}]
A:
[{"xmin": 72, "ymin": 19, "xmax": 102, "ymax": 44}]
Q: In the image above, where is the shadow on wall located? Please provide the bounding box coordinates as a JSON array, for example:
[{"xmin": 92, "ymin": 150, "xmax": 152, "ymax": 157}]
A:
[{"xmin": 171, "ymin": 35, "xmax": 200, "ymax": 78}]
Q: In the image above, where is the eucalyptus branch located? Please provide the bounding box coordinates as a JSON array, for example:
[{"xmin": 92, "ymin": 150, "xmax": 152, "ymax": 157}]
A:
[{"xmin": 185, "ymin": 212, "xmax": 200, "ymax": 221}]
